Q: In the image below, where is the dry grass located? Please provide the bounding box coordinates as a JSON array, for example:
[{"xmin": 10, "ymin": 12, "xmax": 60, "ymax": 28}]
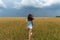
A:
[{"xmin": 0, "ymin": 17, "xmax": 60, "ymax": 40}]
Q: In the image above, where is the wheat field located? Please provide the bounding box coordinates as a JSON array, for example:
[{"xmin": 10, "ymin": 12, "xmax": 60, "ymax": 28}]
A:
[{"xmin": 0, "ymin": 17, "xmax": 60, "ymax": 40}]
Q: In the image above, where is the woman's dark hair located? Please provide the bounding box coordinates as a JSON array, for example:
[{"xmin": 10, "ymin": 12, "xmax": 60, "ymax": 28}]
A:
[{"xmin": 28, "ymin": 14, "xmax": 34, "ymax": 21}]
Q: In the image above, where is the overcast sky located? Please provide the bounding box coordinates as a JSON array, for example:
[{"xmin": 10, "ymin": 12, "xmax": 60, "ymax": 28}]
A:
[
  {"xmin": 0, "ymin": 0, "xmax": 60, "ymax": 17},
  {"xmin": 0, "ymin": 0, "xmax": 60, "ymax": 9}
]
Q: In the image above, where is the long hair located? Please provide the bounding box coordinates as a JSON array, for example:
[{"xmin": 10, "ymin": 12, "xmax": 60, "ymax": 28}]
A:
[{"xmin": 28, "ymin": 14, "xmax": 34, "ymax": 21}]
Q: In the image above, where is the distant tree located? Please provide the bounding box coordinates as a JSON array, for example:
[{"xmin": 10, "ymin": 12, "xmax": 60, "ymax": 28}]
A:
[{"xmin": 56, "ymin": 16, "xmax": 60, "ymax": 17}]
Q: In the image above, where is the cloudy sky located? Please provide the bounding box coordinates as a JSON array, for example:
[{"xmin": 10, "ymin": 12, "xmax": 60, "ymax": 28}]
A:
[
  {"xmin": 0, "ymin": 0, "xmax": 60, "ymax": 17},
  {"xmin": 0, "ymin": 0, "xmax": 60, "ymax": 8}
]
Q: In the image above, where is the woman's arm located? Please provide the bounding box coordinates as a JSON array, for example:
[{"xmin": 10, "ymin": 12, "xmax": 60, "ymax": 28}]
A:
[{"xmin": 26, "ymin": 18, "xmax": 28, "ymax": 26}]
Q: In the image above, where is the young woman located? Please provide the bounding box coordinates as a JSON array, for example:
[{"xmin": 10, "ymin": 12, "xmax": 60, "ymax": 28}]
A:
[{"xmin": 26, "ymin": 14, "xmax": 34, "ymax": 40}]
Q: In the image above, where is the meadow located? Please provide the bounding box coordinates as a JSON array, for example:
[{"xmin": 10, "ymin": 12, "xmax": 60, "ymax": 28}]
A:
[{"xmin": 0, "ymin": 17, "xmax": 60, "ymax": 40}]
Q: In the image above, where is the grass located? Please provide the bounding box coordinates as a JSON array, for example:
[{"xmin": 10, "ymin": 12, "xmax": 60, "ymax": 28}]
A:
[{"xmin": 0, "ymin": 17, "xmax": 60, "ymax": 40}]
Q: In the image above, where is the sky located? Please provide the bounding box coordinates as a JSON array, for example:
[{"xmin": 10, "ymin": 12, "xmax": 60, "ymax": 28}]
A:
[
  {"xmin": 0, "ymin": 0, "xmax": 60, "ymax": 8},
  {"xmin": 0, "ymin": 0, "xmax": 60, "ymax": 17}
]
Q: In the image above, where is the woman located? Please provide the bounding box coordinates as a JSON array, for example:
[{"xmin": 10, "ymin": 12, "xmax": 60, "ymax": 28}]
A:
[{"xmin": 26, "ymin": 14, "xmax": 34, "ymax": 40}]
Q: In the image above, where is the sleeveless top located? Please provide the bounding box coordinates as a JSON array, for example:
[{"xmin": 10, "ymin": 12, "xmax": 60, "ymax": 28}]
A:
[{"xmin": 26, "ymin": 19, "xmax": 32, "ymax": 28}]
